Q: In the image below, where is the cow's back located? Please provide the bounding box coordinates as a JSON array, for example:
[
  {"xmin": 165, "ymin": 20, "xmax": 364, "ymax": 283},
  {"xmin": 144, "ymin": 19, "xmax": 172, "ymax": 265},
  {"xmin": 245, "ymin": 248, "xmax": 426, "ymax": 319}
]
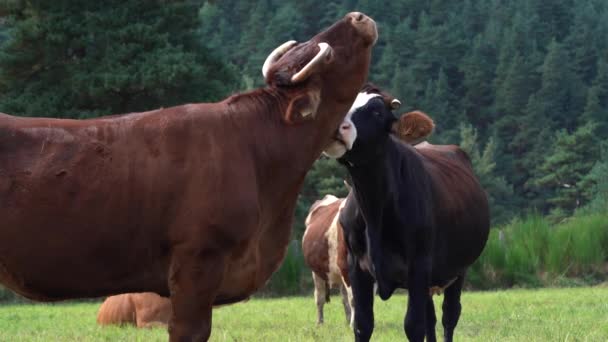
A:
[
  {"xmin": 0, "ymin": 105, "xmax": 245, "ymax": 301},
  {"xmin": 97, "ymin": 294, "xmax": 137, "ymax": 326},
  {"xmin": 97, "ymin": 292, "xmax": 172, "ymax": 328}
]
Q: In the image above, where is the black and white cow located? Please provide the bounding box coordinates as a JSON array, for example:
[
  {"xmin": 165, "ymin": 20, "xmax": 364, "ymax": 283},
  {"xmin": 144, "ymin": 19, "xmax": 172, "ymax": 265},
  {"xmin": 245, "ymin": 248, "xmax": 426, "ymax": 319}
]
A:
[{"xmin": 324, "ymin": 85, "xmax": 490, "ymax": 342}]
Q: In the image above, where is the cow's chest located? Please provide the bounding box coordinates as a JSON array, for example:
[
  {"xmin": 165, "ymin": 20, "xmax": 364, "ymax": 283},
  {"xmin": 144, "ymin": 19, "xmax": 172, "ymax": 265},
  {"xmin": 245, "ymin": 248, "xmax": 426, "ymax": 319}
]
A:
[
  {"xmin": 364, "ymin": 233, "xmax": 410, "ymax": 288},
  {"xmin": 217, "ymin": 210, "xmax": 295, "ymax": 301},
  {"xmin": 353, "ymin": 211, "xmax": 414, "ymax": 289}
]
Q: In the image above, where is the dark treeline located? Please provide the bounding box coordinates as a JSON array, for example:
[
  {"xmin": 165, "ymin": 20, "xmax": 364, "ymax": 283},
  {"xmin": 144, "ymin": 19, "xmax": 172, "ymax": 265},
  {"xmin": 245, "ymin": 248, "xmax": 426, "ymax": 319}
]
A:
[
  {"xmin": 197, "ymin": 0, "xmax": 608, "ymax": 231},
  {"xmin": 0, "ymin": 0, "xmax": 607, "ymax": 238}
]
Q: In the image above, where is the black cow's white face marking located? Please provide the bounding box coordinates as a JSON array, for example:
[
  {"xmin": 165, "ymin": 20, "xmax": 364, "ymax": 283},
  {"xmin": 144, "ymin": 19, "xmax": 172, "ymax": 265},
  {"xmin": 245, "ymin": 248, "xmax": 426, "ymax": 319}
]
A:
[
  {"xmin": 323, "ymin": 92, "xmax": 381, "ymax": 158},
  {"xmin": 324, "ymin": 91, "xmax": 397, "ymax": 162}
]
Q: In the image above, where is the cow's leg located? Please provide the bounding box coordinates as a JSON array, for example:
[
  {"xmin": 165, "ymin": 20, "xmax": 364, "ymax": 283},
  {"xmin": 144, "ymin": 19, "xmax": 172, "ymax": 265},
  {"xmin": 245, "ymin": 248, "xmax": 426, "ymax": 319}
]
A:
[
  {"xmin": 168, "ymin": 248, "xmax": 225, "ymax": 342},
  {"xmin": 339, "ymin": 282, "xmax": 352, "ymax": 325},
  {"xmin": 349, "ymin": 255, "xmax": 375, "ymax": 342},
  {"xmin": 312, "ymin": 272, "xmax": 328, "ymax": 325},
  {"xmin": 346, "ymin": 283, "xmax": 356, "ymax": 328},
  {"xmin": 425, "ymin": 295, "xmax": 437, "ymax": 342},
  {"xmin": 404, "ymin": 255, "xmax": 430, "ymax": 342},
  {"xmin": 442, "ymin": 275, "xmax": 464, "ymax": 342}
]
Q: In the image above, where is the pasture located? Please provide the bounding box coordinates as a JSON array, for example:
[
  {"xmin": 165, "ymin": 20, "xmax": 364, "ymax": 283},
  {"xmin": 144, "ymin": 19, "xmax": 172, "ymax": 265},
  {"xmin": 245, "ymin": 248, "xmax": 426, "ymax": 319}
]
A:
[{"xmin": 0, "ymin": 287, "xmax": 606, "ymax": 341}]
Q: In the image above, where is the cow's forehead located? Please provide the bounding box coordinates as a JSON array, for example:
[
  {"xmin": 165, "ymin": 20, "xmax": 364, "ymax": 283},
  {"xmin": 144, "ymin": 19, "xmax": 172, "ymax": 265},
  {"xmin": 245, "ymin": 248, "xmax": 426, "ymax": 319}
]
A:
[{"xmin": 347, "ymin": 92, "xmax": 382, "ymax": 117}]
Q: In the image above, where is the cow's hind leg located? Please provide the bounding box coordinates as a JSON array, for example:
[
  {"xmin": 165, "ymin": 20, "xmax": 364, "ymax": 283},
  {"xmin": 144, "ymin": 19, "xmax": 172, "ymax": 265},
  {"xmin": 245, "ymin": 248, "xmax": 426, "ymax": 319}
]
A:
[
  {"xmin": 442, "ymin": 275, "xmax": 464, "ymax": 342},
  {"xmin": 425, "ymin": 295, "xmax": 437, "ymax": 342},
  {"xmin": 339, "ymin": 282, "xmax": 352, "ymax": 325},
  {"xmin": 312, "ymin": 272, "xmax": 328, "ymax": 325},
  {"xmin": 168, "ymin": 248, "xmax": 225, "ymax": 342}
]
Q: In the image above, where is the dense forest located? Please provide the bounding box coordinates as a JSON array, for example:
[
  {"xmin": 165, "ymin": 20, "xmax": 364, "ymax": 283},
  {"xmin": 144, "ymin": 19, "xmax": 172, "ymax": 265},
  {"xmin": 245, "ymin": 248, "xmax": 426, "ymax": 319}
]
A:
[{"xmin": 0, "ymin": 0, "xmax": 606, "ymax": 238}]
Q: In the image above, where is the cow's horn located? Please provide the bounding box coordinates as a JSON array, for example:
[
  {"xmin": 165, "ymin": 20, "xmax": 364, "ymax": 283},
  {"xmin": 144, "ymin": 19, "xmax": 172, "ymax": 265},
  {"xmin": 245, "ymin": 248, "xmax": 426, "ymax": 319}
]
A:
[
  {"xmin": 391, "ymin": 99, "xmax": 401, "ymax": 110},
  {"xmin": 291, "ymin": 43, "xmax": 333, "ymax": 83},
  {"xmin": 262, "ymin": 40, "xmax": 297, "ymax": 78}
]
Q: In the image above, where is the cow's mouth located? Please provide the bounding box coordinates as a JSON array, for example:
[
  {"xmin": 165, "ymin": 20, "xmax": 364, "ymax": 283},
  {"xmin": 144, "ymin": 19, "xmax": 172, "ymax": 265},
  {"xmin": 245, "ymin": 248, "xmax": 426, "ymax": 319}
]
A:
[
  {"xmin": 333, "ymin": 134, "xmax": 347, "ymax": 147},
  {"xmin": 323, "ymin": 134, "xmax": 349, "ymax": 159}
]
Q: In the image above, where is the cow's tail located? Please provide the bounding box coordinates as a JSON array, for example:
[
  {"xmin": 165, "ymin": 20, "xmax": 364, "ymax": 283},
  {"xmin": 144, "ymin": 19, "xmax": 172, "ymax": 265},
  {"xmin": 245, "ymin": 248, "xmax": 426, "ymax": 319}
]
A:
[
  {"xmin": 325, "ymin": 282, "xmax": 330, "ymax": 303},
  {"xmin": 97, "ymin": 294, "xmax": 136, "ymax": 326}
]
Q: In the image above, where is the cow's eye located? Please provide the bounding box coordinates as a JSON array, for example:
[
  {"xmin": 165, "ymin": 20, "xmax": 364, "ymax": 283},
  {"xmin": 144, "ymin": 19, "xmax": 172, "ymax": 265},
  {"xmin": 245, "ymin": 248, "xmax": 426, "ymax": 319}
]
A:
[{"xmin": 373, "ymin": 111, "xmax": 380, "ymax": 116}]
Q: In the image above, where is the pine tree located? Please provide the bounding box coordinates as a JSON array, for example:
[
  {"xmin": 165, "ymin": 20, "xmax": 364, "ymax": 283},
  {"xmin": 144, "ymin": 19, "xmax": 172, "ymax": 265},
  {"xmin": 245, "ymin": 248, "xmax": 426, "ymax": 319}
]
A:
[
  {"xmin": 579, "ymin": 140, "xmax": 608, "ymax": 214},
  {"xmin": 460, "ymin": 34, "xmax": 497, "ymax": 131},
  {"xmin": 0, "ymin": 0, "xmax": 238, "ymax": 118},
  {"xmin": 459, "ymin": 124, "xmax": 515, "ymax": 225},
  {"xmin": 390, "ymin": 65, "xmax": 418, "ymax": 113},
  {"xmin": 238, "ymin": 0, "xmax": 271, "ymax": 83},
  {"xmin": 392, "ymin": 17, "xmax": 416, "ymax": 66},
  {"xmin": 581, "ymin": 57, "xmax": 608, "ymax": 136},
  {"xmin": 420, "ymin": 69, "xmax": 464, "ymax": 144},
  {"xmin": 564, "ymin": 1, "xmax": 602, "ymax": 85},
  {"xmin": 532, "ymin": 39, "xmax": 586, "ymax": 131},
  {"xmin": 532, "ymin": 122, "xmax": 601, "ymax": 217},
  {"xmin": 532, "ymin": 0, "xmax": 574, "ymax": 45},
  {"xmin": 373, "ymin": 43, "xmax": 398, "ymax": 87}
]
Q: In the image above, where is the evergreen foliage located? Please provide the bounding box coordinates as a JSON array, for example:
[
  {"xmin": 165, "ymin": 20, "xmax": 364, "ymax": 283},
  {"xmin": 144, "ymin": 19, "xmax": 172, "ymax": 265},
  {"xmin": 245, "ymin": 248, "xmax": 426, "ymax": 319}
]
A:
[
  {"xmin": 0, "ymin": 0, "xmax": 606, "ymax": 234},
  {"xmin": 0, "ymin": 0, "xmax": 238, "ymax": 118},
  {"xmin": 532, "ymin": 122, "xmax": 601, "ymax": 219}
]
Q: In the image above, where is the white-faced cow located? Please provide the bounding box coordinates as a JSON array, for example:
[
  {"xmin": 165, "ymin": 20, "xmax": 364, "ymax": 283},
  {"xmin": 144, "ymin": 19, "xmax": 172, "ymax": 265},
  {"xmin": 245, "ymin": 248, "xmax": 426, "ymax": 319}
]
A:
[
  {"xmin": 323, "ymin": 86, "xmax": 490, "ymax": 342},
  {"xmin": 0, "ymin": 12, "xmax": 378, "ymax": 341},
  {"xmin": 302, "ymin": 107, "xmax": 435, "ymax": 327}
]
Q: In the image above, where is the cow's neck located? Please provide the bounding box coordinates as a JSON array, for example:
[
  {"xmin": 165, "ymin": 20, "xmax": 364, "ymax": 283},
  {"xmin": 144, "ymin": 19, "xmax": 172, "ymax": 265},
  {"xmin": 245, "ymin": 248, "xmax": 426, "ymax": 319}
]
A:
[
  {"xmin": 226, "ymin": 88, "xmax": 350, "ymax": 278},
  {"xmin": 342, "ymin": 139, "xmax": 403, "ymax": 299},
  {"xmin": 343, "ymin": 139, "xmax": 394, "ymax": 223}
]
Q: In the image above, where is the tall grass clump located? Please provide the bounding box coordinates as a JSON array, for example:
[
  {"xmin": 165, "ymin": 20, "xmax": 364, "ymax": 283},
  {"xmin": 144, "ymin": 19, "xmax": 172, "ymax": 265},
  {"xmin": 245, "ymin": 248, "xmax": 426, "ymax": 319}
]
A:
[
  {"xmin": 469, "ymin": 213, "xmax": 608, "ymax": 289},
  {"xmin": 468, "ymin": 229, "xmax": 506, "ymax": 289},
  {"xmin": 502, "ymin": 215, "xmax": 550, "ymax": 285},
  {"xmin": 546, "ymin": 214, "xmax": 608, "ymax": 278}
]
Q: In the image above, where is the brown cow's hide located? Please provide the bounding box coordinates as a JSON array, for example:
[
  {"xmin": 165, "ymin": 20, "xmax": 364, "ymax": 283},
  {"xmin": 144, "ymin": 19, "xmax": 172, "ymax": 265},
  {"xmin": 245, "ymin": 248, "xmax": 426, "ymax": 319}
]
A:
[
  {"xmin": 97, "ymin": 292, "xmax": 172, "ymax": 328},
  {"xmin": 0, "ymin": 12, "xmax": 378, "ymax": 342}
]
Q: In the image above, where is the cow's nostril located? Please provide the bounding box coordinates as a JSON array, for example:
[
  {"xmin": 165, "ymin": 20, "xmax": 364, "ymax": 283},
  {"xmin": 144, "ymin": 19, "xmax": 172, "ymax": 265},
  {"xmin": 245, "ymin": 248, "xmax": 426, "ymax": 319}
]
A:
[
  {"xmin": 348, "ymin": 12, "xmax": 365, "ymax": 22},
  {"xmin": 341, "ymin": 124, "xmax": 351, "ymax": 131}
]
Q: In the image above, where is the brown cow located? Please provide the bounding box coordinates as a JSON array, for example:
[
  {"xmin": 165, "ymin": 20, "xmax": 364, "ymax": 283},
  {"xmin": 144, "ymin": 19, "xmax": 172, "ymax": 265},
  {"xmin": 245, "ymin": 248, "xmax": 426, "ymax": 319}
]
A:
[
  {"xmin": 0, "ymin": 12, "xmax": 377, "ymax": 341},
  {"xmin": 97, "ymin": 292, "xmax": 172, "ymax": 328},
  {"xmin": 302, "ymin": 109, "xmax": 435, "ymax": 327}
]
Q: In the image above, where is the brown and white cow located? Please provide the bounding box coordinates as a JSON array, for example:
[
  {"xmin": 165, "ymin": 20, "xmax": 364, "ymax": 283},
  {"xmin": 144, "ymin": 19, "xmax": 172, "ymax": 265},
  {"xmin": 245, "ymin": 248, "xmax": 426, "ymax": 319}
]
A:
[
  {"xmin": 0, "ymin": 12, "xmax": 377, "ymax": 341},
  {"xmin": 97, "ymin": 292, "xmax": 172, "ymax": 328},
  {"xmin": 302, "ymin": 195, "xmax": 352, "ymax": 325},
  {"xmin": 302, "ymin": 104, "xmax": 435, "ymax": 327}
]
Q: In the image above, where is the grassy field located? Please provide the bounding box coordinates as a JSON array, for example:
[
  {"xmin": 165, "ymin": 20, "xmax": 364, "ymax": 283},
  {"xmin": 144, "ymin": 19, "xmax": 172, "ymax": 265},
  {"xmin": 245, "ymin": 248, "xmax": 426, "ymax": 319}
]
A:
[{"xmin": 0, "ymin": 287, "xmax": 606, "ymax": 341}]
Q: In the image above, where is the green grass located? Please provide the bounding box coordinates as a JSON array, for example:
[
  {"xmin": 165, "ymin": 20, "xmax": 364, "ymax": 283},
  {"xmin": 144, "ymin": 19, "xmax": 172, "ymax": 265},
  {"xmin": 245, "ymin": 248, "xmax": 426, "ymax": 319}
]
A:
[{"xmin": 0, "ymin": 287, "xmax": 607, "ymax": 341}]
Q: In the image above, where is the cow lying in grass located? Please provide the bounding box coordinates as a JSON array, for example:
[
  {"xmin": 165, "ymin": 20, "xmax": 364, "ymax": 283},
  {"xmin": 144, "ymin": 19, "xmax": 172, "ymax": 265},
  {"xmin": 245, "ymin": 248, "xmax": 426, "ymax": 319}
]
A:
[
  {"xmin": 323, "ymin": 86, "xmax": 490, "ymax": 342},
  {"xmin": 97, "ymin": 292, "xmax": 172, "ymax": 328},
  {"xmin": 302, "ymin": 107, "xmax": 435, "ymax": 326}
]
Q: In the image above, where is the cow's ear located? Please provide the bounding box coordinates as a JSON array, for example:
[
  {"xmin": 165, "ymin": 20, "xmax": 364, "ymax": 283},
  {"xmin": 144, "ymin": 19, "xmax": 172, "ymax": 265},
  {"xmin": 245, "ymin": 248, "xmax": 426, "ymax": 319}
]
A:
[
  {"xmin": 392, "ymin": 111, "xmax": 435, "ymax": 145},
  {"xmin": 284, "ymin": 89, "xmax": 321, "ymax": 124}
]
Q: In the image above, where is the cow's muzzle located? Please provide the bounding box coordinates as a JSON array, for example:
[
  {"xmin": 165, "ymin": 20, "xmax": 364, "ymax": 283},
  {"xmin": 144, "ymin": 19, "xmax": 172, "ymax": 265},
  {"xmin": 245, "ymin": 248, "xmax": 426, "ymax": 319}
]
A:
[{"xmin": 345, "ymin": 12, "xmax": 378, "ymax": 46}]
